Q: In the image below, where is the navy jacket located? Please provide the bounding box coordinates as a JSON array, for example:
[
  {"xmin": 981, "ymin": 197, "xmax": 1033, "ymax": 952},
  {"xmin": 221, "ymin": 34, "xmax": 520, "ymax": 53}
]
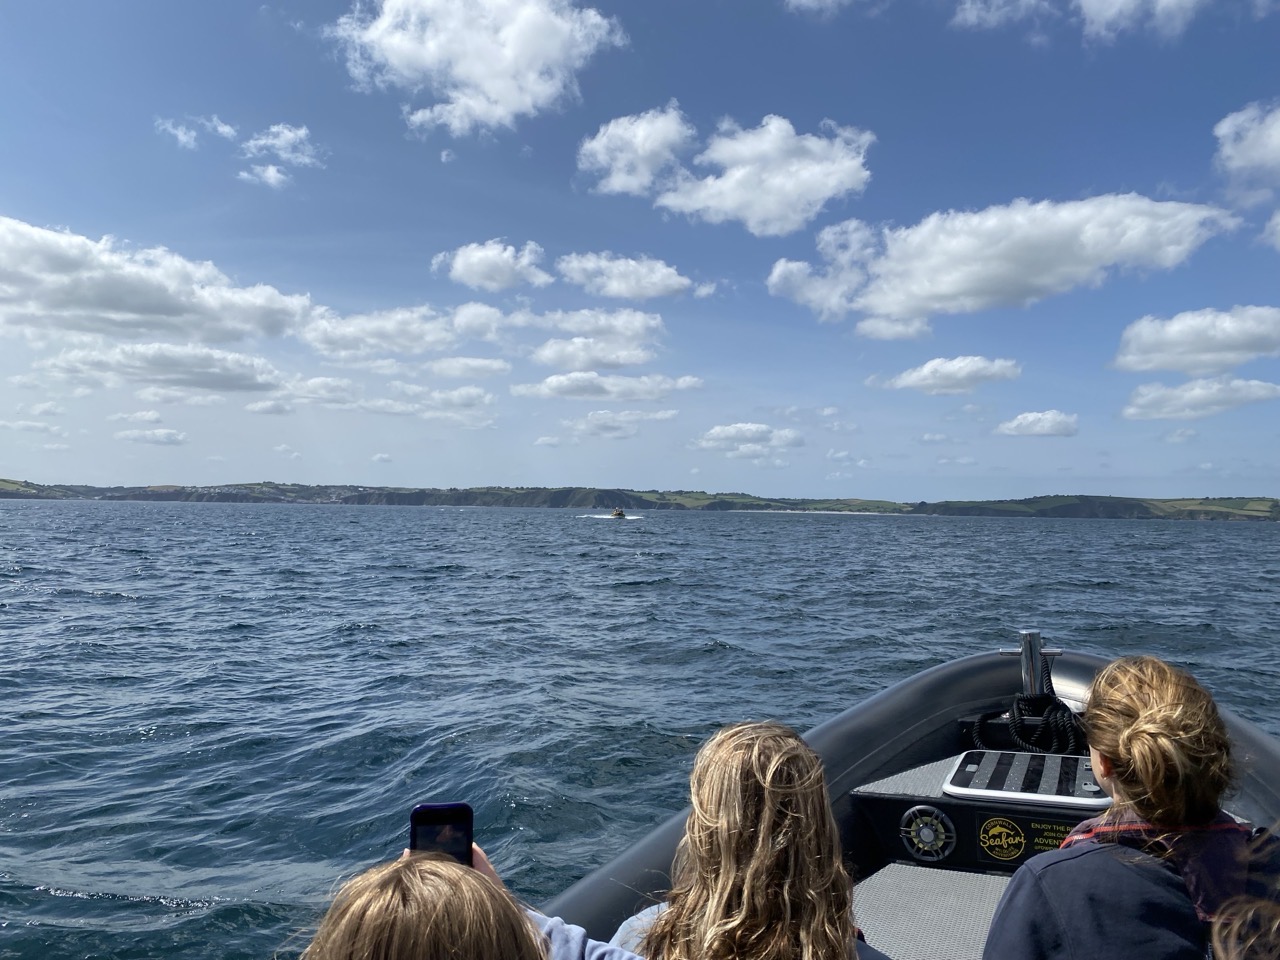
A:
[{"xmin": 981, "ymin": 842, "xmax": 1207, "ymax": 960}]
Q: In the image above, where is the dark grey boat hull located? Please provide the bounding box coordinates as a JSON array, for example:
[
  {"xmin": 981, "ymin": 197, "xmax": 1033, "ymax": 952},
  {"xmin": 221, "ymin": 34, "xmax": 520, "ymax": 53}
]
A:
[{"xmin": 544, "ymin": 650, "xmax": 1280, "ymax": 941}]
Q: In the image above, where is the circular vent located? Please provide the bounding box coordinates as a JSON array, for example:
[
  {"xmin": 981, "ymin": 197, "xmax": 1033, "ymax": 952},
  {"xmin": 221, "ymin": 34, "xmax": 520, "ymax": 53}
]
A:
[{"xmin": 899, "ymin": 805, "xmax": 957, "ymax": 862}]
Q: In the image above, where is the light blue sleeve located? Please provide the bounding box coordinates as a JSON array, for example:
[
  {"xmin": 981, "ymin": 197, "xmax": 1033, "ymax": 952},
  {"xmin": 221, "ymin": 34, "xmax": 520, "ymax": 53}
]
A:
[
  {"xmin": 607, "ymin": 901, "xmax": 666, "ymax": 953},
  {"xmin": 528, "ymin": 910, "xmax": 647, "ymax": 960}
]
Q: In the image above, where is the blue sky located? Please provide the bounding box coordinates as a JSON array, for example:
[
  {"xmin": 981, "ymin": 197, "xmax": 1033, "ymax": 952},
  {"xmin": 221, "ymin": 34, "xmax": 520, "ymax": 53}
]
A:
[{"xmin": 1, "ymin": 0, "xmax": 1278, "ymax": 501}]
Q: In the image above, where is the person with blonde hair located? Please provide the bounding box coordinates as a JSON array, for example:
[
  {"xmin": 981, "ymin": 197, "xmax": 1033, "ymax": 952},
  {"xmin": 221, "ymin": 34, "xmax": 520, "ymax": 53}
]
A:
[
  {"xmin": 609, "ymin": 721, "xmax": 889, "ymax": 960},
  {"xmin": 984, "ymin": 655, "xmax": 1277, "ymax": 960},
  {"xmin": 304, "ymin": 846, "xmax": 643, "ymax": 960}
]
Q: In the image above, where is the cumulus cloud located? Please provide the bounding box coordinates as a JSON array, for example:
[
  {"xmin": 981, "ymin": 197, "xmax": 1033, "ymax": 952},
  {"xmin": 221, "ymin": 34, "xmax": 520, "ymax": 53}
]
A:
[
  {"xmin": 949, "ymin": 0, "xmax": 1219, "ymax": 38},
  {"xmin": 1266, "ymin": 212, "xmax": 1280, "ymax": 251},
  {"xmin": 0, "ymin": 216, "xmax": 318, "ymax": 343},
  {"xmin": 656, "ymin": 116, "xmax": 874, "ymax": 237},
  {"xmin": 556, "ymin": 252, "xmax": 693, "ymax": 299},
  {"xmin": 275, "ymin": 443, "xmax": 302, "ymax": 459},
  {"xmin": 0, "ymin": 419, "xmax": 67, "ymax": 436},
  {"xmin": 155, "ymin": 118, "xmax": 198, "ymax": 149},
  {"xmin": 511, "ymin": 372, "xmax": 701, "ymax": 401},
  {"xmin": 531, "ymin": 337, "xmax": 654, "ymax": 369},
  {"xmin": 237, "ymin": 165, "xmax": 291, "ymax": 189},
  {"xmin": 579, "ymin": 108, "xmax": 873, "ymax": 236},
  {"xmin": 301, "ymin": 305, "xmax": 456, "ymax": 359},
  {"xmin": 432, "ymin": 239, "xmax": 553, "ymax": 291},
  {"xmin": 578, "ymin": 101, "xmax": 697, "ymax": 195},
  {"xmin": 1213, "ymin": 100, "xmax": 1280, "ymax": 203},
  {"xmin": 1122, "ymin": 377, "xmax": 1280, "ymax": 419},
  {"xmin": 952, "ymin": 0, "xmax": 1052, "ymax": 29},
  {"xmin": 372, "ymin": 453, "xmax": 392, "ymax": 462},
  {"xmin": 197, "ymin": 115, "xmax": 238, "ymax": 139},
  {"xmin": 424, "ymin": 356, "xmax": 512, "ymax": 378},
  {"xmin": 387, "ymin": 382, "xmax": 496, "ymax": 425},
  {"xmin": 38, "ymin": 344, "xmax": 284, "ymax": 392},
  {"xmin": 136, "ymin": 387, "xmax": 226, "ymax": 406},
  {"xmin": 995, "ymin": 410, "xmax": 1079, "ymax": 436},
  {"xmin": 694, "ymin": 422, "xmax": 804, "ymax": 466},
  {"xmin": 563, "ymin": 408, "xmax": 678, "ymax": 439},
  {"xmin": 770, "ymin": 195, "xmax": 1237, "ymax": 337},
  {"xmin": 242, "ymin": 123, "xmax": 322, "ymax": 167},
  {"xmin": 246, "ymin": 400, "xmax": 294, "ymax": 415},
  {"xmin": 26, "ymin": 401, "xmax": 63, "ymax": 416},
  {"xmin": 784, "ymin": 0, "xmax": 854, "ymax": 11},
  {"xmin": 1114, "ymin": 306, "xmax": 1280, "ymax": 376},
  {"xmin": 534, "ymin": 435, "xmax": 560, "ymax": 446},
  {"xmin": 107, "ymin": 410, "xmax": 162, "ymax": 423},
  {"xmin": 882, "ymin": 356, "xmax": 1021, "ymax": 395},
  {"xmin": 114, "ymin": 428, "xmax": 188, "ymax": 445},
  {"xmin": 329, "ymin": 0, "xmax": 625, "ymax": 137}
]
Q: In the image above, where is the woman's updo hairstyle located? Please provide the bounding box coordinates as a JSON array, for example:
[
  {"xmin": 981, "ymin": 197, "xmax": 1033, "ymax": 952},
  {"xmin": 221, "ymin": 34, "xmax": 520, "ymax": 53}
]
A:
[{"xmin": 1085, "ymin": 655, "xmax": 1233, "ymax": 827}]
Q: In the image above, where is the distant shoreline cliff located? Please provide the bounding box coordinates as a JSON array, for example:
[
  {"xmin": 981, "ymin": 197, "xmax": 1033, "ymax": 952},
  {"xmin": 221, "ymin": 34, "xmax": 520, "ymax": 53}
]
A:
[{"xmin": 2, "ymin": 479, "xmax": 1277, "ymax": 521}]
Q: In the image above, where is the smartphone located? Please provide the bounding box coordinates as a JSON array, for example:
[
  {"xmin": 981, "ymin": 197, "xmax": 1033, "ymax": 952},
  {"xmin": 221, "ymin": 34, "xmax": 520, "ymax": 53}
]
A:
[{"xmin": 409, "ymin": 802, "xmax": 473, "ymax": 865}]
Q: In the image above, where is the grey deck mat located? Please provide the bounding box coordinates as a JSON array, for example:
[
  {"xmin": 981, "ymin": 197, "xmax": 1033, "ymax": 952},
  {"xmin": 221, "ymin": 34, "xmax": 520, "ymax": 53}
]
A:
[
  {"xmin": 851, "ymin": 754, "xmax": 1009, "ymax": 960},
  {"xmin": 854, "ymin": 862, "xmax": 1008, "ymax": 960}
]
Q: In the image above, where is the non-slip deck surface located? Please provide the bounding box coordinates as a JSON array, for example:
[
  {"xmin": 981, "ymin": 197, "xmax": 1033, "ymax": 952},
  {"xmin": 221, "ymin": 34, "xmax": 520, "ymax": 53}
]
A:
[{"xmin": 853, "ymin": 861, "xmax": 1009, "ymax": 960}]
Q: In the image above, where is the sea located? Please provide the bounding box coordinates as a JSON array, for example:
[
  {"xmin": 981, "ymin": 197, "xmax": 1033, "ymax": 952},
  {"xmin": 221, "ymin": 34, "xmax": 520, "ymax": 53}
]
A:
[{"xmin": 3, "ymin": 500, "xmax": 1278, "ymax": 959}]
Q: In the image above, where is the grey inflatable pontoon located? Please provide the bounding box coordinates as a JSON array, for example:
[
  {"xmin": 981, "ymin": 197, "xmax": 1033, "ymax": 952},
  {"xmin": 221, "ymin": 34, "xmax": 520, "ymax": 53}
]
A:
[{"xmin": 544, "ymin": 635, "xmax": 1280, "ymax": 960}]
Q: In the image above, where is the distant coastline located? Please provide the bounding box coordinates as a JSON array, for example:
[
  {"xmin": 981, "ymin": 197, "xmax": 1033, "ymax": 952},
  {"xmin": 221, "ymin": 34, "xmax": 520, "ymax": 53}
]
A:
[{"xmin": 3, "ymin": 478, "xmax": 1278, "ymax": 521}]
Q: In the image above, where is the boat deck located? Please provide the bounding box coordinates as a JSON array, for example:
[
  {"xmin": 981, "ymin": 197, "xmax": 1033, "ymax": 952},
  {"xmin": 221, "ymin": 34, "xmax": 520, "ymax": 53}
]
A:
[{"xmin": 850, "ymin": 756, "xmax": 1011, "ymax": 960}]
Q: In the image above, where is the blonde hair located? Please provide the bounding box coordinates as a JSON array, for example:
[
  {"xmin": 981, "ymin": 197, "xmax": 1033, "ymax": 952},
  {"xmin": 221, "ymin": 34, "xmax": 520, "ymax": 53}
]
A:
[
  {"xmin": 1085, "ymin": 656, "xmax": 1233, "ymax": 827},
  {"xmin": 1213, "ymin": 897, "xmax": 1280, "ymax": 960},
  {"xmin": 301, "ymin": 853, "xmax": 547, "ymax": 960},
  {"xmin": 641, "ymin": 722, "xmax": 854, "ymax": 960}
]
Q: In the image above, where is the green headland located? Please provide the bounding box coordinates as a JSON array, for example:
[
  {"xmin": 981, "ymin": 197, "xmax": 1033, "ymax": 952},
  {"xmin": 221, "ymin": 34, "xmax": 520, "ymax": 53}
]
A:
[{"xmin": 2, "ymin": 478, "xmax": 1277, "ymax": 520}]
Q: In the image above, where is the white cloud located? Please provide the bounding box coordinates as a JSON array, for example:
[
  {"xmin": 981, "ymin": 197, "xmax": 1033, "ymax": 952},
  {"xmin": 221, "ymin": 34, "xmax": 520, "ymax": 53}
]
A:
[
  {"xmin": 1213, "ymin": 100, "xmax": 1280, "ymax": 203},
  {"xmin": 1165, "ymin": 428, "xmax": 1198, "ymax": 443},
  {"xmin": 0, "ymin": 216, "xmax": 317, "ymax": 343},
  {"xmin": 534, "ymin": 435, "xmax": 560, "ymax": 446},
  {"xmin": 770, "ymin": 195, "xmax": 1237, "ymax": 337},
  {"xmin": 107, "ymin": 410, "xmax": 162, "ymax": 423},
  {"xmin": 531, "ymin": 337, "xmax": 654, "ymax": 369},
  {"xmin": 563, "ymin": 408, "xmax": 677, "ymax": 439},
  {"xmin": 38, "ymin": 344, "xmax": 284, "ymax": 392},
  {"xmin": 44, "ymin": 443, "xmax": 71, "ymax": 451},
  {"xmin": 1266, "ymin": 211, "xmax": 1280, "ymax": 251},
  {"xmin": 246, "ymin": 400, "xmax": 294, "ymax": 415},
  {"xmin": 1074, "ymin": 0, "xmax": 1209, "ymax": 39},
  {"xmin": 372, "ymin": 453, "xmax": 392, "ymax": 462},
  {"xmin": 694, "ymin": 282, "xmax": 717, "ymax": 298},
  {"xmin": 329, "ymin": 0, "xmax": 625, "ymax": 137},
  {"xmin": 937, "ymin": 455, "xmax": 978, "ymax": 465},
  {"xmin": 952, "ymin": 0, "xmax": 1052, "ymax": 29},
  {"xmin": 237, "ymin": 165, "xmax": 291, "ymax": 189},
  {"xmin": 136, "ymin": 387, "xmax": 226, "ymax": 406},
  {"xmin": 387, "ymin": 383, "xmax": 496, "ymax": 425},
  {"xmin": 656, "ymin": 116, "xmax": 874, "ymax": 237},
  {"xmin": 1114, "ymin": 306, "xmax": 1280, "ymax": 375},
  {"xmin": 114, "ymin": 428, "xmax": 188, "ymax": 445},
  {"xmin": 511, "ymin": 372, "xmax": 701, "ymax": 401},
  {"xmin": 275, "ymin": 443, "xmax": 302, "ymax": 459},
  {"xmin": 440, "ymin": 149, "xmax": 455, "ymax": 164},
  {"xmin": 556, "ymin": 252, "xmax": 692, "ymax": 299},
  {"xmin": 920, "ymin": 433, "xmax": 950, "ymax": 443},
  {"xmin": 0, "ymin": 419, "xmax": 67, "ymax": 436},
  {"xmin": 155, "ymin": 118, "xmax": 197, "ymax": 149},
  {"xmin": 694, "ymin": 422, "xmax": 804, "ymax": 466},
  {"xmin": 242, "ymin": 123, "xmax": 322, "ymax": 167},
  {"xmin": 784, "ymin": 0, "xmax": 854, "ymax": 11},
  {"xmin": 578, "ymin": 101, "xmax": 697, "ymax": 195},
  {"xmin": 1122, "ymin": 377, "xmax": 1280, "ymax": 419},
  {"xmin": 424, "ymin": 357, "xmax": 512, "ymax": 378},
  {"xmin": 883, "ymin": 356, "xmax": 1021, "ymax": 395},
  {"xmin": 995, "ymin": 410, "xmax": 1079, "ymax": 436},
  {"xmin": 197, "ymin": 115, "xmax": 238, "ymax": 139},
  {"xmin": 432, "ymin": 239, "xmax": 553, "ymax": 291},
  {"xmin": 285, "ymin": 376, "xmax": 361, "ymax": 406},
  {"xmin": 826, "ymin": 448, "xmax": 850, "ymax": 460},
  {"xmin": 27, "ymin": 401, "xmax": 63, "ymax": 416},
  {"xmin": 301, "ymin": 305, "xmax": 456, "ymax": 359}
]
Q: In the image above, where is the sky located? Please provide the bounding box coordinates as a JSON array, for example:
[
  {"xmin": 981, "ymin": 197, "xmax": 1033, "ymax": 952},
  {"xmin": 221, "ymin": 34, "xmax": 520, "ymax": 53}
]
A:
[{"xmin": 1, "ymin": 0, "xmax": 1278, "ymax": 502}]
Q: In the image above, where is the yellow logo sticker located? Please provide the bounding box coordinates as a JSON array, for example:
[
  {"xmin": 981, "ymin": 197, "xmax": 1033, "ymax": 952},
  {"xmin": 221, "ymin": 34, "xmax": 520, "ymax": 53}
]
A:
[{"xmin": 979, "ymin": 817, "xmax": 1026, "ymax": 860}]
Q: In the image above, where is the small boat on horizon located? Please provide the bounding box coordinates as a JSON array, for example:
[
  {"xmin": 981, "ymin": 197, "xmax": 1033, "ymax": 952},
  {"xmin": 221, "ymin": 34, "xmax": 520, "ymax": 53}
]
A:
[{"xmin": 610, "ymin": 507, "xmax": 626, "ymax": 518}]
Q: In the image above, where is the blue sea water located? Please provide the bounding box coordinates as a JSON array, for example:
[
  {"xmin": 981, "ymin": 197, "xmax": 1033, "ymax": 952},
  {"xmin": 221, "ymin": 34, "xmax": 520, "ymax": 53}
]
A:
[{"xmin": 2, "ymin": 500, "xmax": 1278, "ymax": 959}]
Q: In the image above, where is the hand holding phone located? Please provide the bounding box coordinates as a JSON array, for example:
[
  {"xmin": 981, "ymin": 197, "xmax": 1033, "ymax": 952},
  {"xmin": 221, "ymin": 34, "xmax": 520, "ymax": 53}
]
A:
[{"xmin": 409, "ymin": 802, "xmax": 474, "ymax": 866}]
